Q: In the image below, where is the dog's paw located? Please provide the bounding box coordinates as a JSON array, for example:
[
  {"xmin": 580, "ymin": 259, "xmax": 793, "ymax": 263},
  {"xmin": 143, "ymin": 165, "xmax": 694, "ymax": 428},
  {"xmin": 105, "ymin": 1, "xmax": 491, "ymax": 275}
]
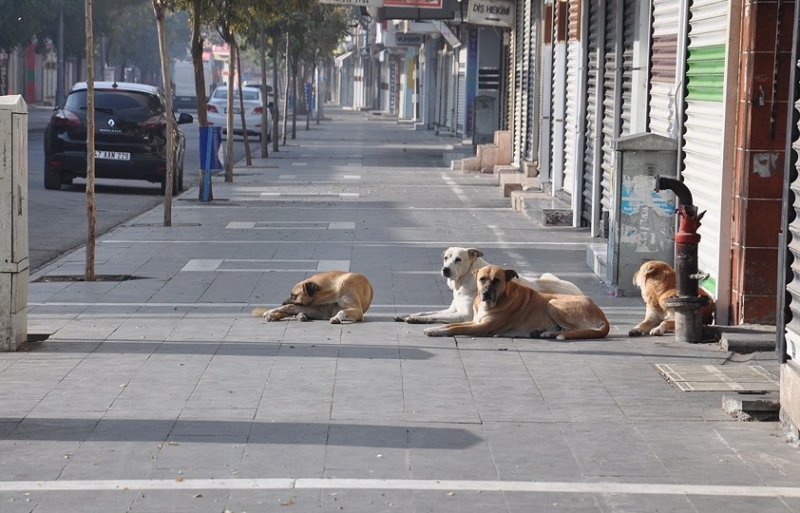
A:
[
  {"xmin": 649, "ymin": 326, "xmax": 666, "ymax": 336},
  {"xmin": 263, "ymin": 309, "xmax": 281, "ymax": 322},
  {"xmin": 423, "ymin": 327, "xmax": 445, "ymax": 337},
  {"xmin": 628, "ymin": 328, "xmax": 645, "ymax": 337},
  {"xmin": 296, "ymin": 313, "xmax": 308, "ymax": 322},
  {"xmin": 394, "ymin": 315, "xmax": 408, "ymax": 322},
  {"xmin": 539, "ymin": 331, "xmax": 560, "ymax": 339}
]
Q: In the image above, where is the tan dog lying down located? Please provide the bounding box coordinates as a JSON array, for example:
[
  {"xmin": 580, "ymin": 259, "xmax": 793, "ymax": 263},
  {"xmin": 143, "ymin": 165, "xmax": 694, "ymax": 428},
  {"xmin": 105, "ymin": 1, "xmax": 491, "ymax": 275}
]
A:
[
  {"xmin": 628, "ymin": 260, "xmax": 714, "ymax": 336},
  {"xmin": 395, "ymin": 247, "xmax": 583, "ymax": 324},
  {"xmin": 424, "ymin": 265, "xmax": 609, "ymax": 340},
  {"xmin": 252, "ymin": 271, "xmax": 373, "ymax": 324}
]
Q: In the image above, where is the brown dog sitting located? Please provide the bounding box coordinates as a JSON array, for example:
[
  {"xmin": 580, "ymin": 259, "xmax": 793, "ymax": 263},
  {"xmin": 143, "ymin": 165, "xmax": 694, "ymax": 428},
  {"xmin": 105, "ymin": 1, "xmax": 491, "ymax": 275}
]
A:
[
  {"xmin": 252, "ymin": 271, "xmax": 373, "ymax": 324},
  {"xmin": 628, "ymin": 260, "xmax": 715, "ymax": 336},
  {"xmin": 423, "ymin": 265, "xmax": 610, "ymax": 340}
]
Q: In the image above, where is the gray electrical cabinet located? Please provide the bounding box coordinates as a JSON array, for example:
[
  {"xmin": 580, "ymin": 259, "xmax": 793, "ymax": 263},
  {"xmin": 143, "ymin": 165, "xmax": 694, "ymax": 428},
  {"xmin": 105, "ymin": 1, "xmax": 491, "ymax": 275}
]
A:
[
  {"xmin": 0, "ymin": 95, "xmax": 28, "ymax": 351},
  {"xmin": 607, "ymin": 133, "xmax": 677, "ymax": 297}
]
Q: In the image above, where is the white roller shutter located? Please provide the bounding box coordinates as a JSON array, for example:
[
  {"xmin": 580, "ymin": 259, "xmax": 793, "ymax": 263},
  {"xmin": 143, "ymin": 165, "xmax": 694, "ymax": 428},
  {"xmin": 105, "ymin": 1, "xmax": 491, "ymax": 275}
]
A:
[
  {"xmin": 582, "ymin": 0, "xmax": 602, "ymax": 229},
  {"xmin": 563, "ymin": 0, "xmax": 581, "ymax": 199},
  {"xmin": 457, "ymin": 46, "xmax": 466, "ymax": 136},
  {"xmin": 681, "ymin": 0, "xmax": 730, "ymax": 294},
  {"xmin": 600, "ymin": 0, "xmax": 620, "ymax": 213},
  {"xmin": 650, "ymin": 0, "xmax": 682, "ymax": 138},
  {"xmin": 445, "ymin": 51, "xmax": 456, "ymax": 131}
]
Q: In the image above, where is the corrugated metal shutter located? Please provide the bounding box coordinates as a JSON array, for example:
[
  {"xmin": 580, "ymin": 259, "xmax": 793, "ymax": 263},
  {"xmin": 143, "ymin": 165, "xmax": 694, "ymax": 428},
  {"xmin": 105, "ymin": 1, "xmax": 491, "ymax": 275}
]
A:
[
  {"xmin": 539, "ymin": 2, "xmax": 555, "ymax": 183},
  {"xmin": 582, "ymin": 0, "xmax": 601, "ymax": 226},
  {"xmin": 650, "ymin": 0, "xmax": 681, "ymax": 137},
  {"xmin": 551, "ymin": 0, "xmax": 567, "ymax": 190},
  {"xmin": 457, "ymin": 47, "xmax": 466, "ymax": 136},
  {"xmin": 681, "ymin": 0, "xmax": 729, "ymax": 293},
  {"xmin": 620, "ymin": 0, "xmax": 636, "ymax": 137},
  {"xmin": 563, "ymin": 0, "xmax": 581, "ymax": 198},
  {"xmin": 445, "ymin": 51, "xmax": 456, "ymax": 130},
  {"xmin": 781, "ymin": 14, "xmax": 800, "ymax": 362},
  {"xmin": 512, "ymin": 0, "xmax": 528, "ymax": 164},
  {"xmin": 524, "ymin": 0, "xmax": 539, "ymax": 161},
  {"xmin": 600, "ymin": 0, "xmax": 620, "ymax": 213}
]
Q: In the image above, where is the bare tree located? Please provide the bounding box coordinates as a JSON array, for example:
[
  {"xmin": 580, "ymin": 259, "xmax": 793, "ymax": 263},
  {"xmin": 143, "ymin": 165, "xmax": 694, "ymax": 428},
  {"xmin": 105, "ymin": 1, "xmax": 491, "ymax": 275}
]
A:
[
  {"xmin": 235, "ymin": 41, "xmax": 252, "ymax": 166},
  {"xmin": 85, "ymin": 0, "xmax": 96, "ymax": 281},
  {"xmin": 152, "ymin": 0, "xmax": 176, "ymax": 226}
]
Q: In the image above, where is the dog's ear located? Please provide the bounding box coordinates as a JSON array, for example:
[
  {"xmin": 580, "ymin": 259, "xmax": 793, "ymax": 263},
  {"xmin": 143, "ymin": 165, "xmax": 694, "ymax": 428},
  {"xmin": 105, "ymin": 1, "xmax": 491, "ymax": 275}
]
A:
[
  {"xmin": 467, "ymin": 248, "xmax": 484, "ymax": 261},
  {"xmin": 504, "ymin": 269, "xmax": 519, "ymax": 282},
  {"xmin": 303, "ymin": 281, "xmax": 319, "ymax": 297}
]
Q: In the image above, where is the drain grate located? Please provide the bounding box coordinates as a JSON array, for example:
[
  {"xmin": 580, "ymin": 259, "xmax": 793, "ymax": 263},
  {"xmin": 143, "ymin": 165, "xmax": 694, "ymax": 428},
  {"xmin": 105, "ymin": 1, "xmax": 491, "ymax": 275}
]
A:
[{"xmin": 654, "ymin": 364, "xmax": 780, "ymax": 392}]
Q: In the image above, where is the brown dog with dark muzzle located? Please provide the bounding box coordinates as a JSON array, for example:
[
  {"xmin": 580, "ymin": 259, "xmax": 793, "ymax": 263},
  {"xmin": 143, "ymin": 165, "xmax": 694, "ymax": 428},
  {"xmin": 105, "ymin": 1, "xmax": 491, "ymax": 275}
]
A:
[{"xmin": 423, "ymin": 265, "xmax": 610, "ymax": 340}]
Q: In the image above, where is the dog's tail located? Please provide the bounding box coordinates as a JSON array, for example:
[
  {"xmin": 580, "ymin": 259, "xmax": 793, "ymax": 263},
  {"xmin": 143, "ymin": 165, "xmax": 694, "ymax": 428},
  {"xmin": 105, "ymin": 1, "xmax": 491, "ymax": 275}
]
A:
[{"xmin": 251, "ymin": 307, "xmax": 270, "ymax": 318}]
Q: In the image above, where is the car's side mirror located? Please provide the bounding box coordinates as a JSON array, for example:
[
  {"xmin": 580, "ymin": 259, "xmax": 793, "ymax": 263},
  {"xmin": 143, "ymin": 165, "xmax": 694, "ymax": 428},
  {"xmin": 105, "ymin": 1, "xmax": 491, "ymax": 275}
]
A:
[{"xmin": 177, "ymin": 112, "xmax": 194, "ymax": 125}]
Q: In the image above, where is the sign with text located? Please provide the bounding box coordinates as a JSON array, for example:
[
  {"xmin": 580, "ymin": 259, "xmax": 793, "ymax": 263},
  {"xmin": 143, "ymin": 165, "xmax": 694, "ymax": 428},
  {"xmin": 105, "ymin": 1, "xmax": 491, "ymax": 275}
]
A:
[
  {"xmin": 384, "ymin": 0, "xmax": 443, "ymax": 8},
  {"xmin": 467, "ymin": 0, "xmax": 514, "ymax": 27},
  {"xmin": 395, "ymin": 33, "xmax": 424, "ymax": 46},
  {"xmin": 318, "ymin": 0, "xmax": 384, "ymax": 6}
]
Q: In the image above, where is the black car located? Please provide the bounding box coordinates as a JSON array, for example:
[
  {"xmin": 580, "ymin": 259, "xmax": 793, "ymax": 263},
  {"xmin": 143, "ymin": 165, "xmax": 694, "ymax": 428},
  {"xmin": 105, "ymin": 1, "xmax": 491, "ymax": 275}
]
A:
[{"xmin": 44, "ymin": 81, "xmax": 194, "ymax": 194}]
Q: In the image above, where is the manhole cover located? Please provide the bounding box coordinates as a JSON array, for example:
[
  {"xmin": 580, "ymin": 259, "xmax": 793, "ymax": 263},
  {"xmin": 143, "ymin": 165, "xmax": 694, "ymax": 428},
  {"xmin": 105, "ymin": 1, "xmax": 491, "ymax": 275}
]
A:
[{"xmin": 654, "ymin": 364, "xmax": 779, "ymax": 392}]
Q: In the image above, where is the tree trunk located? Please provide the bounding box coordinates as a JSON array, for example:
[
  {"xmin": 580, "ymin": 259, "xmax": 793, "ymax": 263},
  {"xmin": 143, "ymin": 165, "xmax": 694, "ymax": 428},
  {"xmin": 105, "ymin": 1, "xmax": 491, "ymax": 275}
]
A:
[
  {"xmin": 191, "ymin": 0, "xmax": 212, "ymax": 200},
  {"xmin": 259, "ymin": 23, "xmax": 268, "ymax": 158},
  {"xmin": 225, "ymin": 40, "xmax": 235, "ymax": 182},
  {"xmin": 291, "ymin": 60, "xmax": 297, "ymax": 140},
  {"xmin": 271, "ymin": 31, "xmax": 280, "ymax": 153},
  {"xmin": 85, "ymin": 0, "xmax": 96, "ymax": 282},
  {"xmin": 236, "ymin": 41, "xmax": 251, "ymax": 166},
  {"xmin": 154, "ymin": 1, "xmax": 175, "ymax": 225},
  {"xmin": 282, "ymin": 33, "xmax": 289, "ymax": 146}
]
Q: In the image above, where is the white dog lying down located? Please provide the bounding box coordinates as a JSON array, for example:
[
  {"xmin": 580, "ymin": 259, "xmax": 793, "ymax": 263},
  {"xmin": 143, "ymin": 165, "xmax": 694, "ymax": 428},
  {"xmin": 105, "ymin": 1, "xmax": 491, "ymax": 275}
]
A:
[{"xmin": 394, "ymin": 247, "xmax": 583, "ymax": 324}]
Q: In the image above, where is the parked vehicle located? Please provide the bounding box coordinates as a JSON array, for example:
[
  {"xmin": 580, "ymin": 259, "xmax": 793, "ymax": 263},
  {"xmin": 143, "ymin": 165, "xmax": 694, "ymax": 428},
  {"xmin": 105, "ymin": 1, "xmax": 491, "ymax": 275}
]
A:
[
  {"xmin": 206, "ymin": 85, "xmax": 271, "ymax": 142},
  {"xmin": 44, "ymin": 81, "xmax": 194, "ymax": 194},
  {"xmin": 170, "ymin": 60, "xmax": 212, "ymax": 110}
]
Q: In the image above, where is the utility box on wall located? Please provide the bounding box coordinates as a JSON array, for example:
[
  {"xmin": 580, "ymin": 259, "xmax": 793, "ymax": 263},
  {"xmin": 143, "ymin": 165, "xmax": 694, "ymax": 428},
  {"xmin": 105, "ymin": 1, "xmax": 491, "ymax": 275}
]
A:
[
  {"xmin": 0, "ymin": 95, "xmax": 29, "ymax": 351},
  {"xmin": 607, "ymin": 133, "xmax": 677, "ymax": 297}
]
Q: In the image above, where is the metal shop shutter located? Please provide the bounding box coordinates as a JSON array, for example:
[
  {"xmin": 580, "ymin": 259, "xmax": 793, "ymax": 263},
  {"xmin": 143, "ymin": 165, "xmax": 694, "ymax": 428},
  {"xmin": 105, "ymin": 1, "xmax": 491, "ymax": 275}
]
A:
[
  {"xmin": 512, "ymin": 0, "xmax": 529, "ymax": 164},
  {"xmin": 620, "ymin": 0, "xmax": 636, "ymax": 137},
  {"xmin": 457, "ymin": 46, "xmax": 466, "ymax": 136},
  {"xmin": 563, "ymin": 0, "xmax": 582, "ymax": 198},
  {"xmin": 445, "ymin": 50, "xmax": 456, "ymax": 130},
  {"xmin": 600, "ymin": 0, "xmax": 620, "ymax": 214},
  {"xmin": 681, "ymin": 0, "xmax": 729, "ymax": 293},
  {"xmin": 650, "ymin": 0, "xmax": 681, "ymax": 137},
  {"xmin": 582, "ymin": 0, "xmax": 602, "ymax": 228},
  {"xmin": 525, "ymin": 2, "xmax": 540, "ymax": 162}
]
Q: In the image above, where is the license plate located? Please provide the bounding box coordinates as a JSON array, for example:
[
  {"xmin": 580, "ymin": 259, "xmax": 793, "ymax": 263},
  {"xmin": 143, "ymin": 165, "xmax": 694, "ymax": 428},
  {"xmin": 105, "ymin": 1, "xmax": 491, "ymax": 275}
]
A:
[
  {"xmin": 226, "ymin": 108, "xmax": 241, "ymax": 115},
  {"xmin": 95, "ymin": 150, "xmax": 131, "ymax": 161}
]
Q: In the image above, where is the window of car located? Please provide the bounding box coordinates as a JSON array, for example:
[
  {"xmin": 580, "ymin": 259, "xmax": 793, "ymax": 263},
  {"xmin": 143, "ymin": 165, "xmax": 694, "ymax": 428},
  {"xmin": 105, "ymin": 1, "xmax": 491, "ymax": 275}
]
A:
[
  {"xmin": 65, "ymin": 90, "xmax": 164, "ymax": 121},
  {"xmin": 211, "ymin": 89, "xmax": 260, "ymax": 101}
]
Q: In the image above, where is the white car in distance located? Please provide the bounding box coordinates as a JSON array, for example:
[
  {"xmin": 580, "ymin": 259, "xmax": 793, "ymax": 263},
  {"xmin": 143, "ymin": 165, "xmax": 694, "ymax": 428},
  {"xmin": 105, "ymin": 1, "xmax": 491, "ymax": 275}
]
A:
[{"xmin": 206, "ymin": 85, "xmax": 271, "ymax": 141}]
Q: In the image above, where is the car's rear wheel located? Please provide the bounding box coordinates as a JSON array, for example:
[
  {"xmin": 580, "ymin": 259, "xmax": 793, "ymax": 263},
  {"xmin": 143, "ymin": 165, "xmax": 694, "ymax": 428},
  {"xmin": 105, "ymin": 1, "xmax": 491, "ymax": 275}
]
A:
[{"xmin": 44, "ymin": 166, "xmax": 62, "ymax": 190}]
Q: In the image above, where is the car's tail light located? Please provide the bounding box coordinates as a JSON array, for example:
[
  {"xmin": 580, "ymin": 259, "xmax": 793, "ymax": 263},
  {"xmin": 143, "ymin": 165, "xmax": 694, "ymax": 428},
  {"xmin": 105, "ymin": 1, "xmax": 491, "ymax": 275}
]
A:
[
  {"xmin": 254, "ymin": 106, "xmax": 263, "ymax": 114},
  {"xmin": 207, "ymin": 104, "xmax": 219, "ymax": 113},
  {"xmin": 142, "ymin": 114, "xmax": 167, "ymax": 129},
  {"xmin": 50, "ymin": 109, "xmax": 81, "ymax": 127}
]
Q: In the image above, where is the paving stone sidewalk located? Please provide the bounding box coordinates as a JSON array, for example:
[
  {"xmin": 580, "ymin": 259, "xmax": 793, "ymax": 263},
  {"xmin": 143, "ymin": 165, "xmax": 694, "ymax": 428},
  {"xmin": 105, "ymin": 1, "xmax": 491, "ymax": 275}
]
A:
[{"xmin": 3, "ymin": 106, "xmax": 799, "ymax": 512}]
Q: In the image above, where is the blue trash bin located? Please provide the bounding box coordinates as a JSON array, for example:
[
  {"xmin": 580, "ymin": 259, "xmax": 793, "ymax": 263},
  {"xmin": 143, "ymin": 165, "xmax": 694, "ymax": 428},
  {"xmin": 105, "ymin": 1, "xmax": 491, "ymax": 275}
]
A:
[{"xmin": 199, "ymin": 126, "xmax": 222, "ymax": 170}]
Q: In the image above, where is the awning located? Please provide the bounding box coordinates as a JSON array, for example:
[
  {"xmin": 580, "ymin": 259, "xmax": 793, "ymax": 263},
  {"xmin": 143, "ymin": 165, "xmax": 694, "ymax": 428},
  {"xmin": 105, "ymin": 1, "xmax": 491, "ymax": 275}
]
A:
[{"xmin": 334, "ymin": 51, "xmax": 354, "ymax": 67}]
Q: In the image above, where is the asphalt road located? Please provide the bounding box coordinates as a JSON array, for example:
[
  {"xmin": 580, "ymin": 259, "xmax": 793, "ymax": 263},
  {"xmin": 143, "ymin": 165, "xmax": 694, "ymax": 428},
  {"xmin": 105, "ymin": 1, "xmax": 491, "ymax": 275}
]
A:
[{"xmin": 26, "ymin": 112, "xmax": 255, "ymax": 273}]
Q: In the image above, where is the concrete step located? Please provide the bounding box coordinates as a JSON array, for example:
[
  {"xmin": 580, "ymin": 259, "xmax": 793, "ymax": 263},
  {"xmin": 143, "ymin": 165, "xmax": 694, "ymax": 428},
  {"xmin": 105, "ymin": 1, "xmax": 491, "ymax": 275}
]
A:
[
  {"xmin": 586, "ymin": 242, "xmax": 608, "ymax": 284},
  {"xmin": 511, "ymin": 189, "xmax": 573, "ymax": 226},
  {"xmin": 715, "ymin": 325, "xmax": 777, "ymax": 353}
]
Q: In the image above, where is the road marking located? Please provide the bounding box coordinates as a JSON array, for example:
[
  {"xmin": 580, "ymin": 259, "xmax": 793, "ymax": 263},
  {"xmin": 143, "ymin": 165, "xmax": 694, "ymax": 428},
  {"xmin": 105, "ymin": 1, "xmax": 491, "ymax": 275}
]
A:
[
  {"xmin": 260, "ymin": 192, "xmax": 360, "ymax": 198},
  {"xmin": 291, "ymin": 162, "xmax": 307, "ymax": 166},
  {"xmin": 106, "ymin": 240, "xmax": 586, "ymax": 249},
  {"xmin": 225, "ymin": 222, "xmax": 355, "ymax": 230},
  {"xmin": 179, "ymin": 259, "xmax": 351, "ymax": 272},
  {"xmin": 0, "ymin": 478, "xmax": 797, "ymax": 497}
]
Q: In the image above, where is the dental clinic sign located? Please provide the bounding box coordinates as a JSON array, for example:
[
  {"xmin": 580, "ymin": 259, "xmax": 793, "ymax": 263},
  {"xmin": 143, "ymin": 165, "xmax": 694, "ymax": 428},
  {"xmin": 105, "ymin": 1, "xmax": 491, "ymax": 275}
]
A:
[{"xmin": 467, "ymin": 0, "xmax": 514, "ymax": 27}]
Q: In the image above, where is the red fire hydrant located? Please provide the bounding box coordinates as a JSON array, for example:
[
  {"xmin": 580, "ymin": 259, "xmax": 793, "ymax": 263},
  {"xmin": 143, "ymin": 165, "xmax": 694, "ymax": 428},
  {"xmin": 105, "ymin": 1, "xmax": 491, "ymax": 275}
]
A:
[{"xmin": 655, "ymin": 177, "xmax": 710, "ymax": 343}]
